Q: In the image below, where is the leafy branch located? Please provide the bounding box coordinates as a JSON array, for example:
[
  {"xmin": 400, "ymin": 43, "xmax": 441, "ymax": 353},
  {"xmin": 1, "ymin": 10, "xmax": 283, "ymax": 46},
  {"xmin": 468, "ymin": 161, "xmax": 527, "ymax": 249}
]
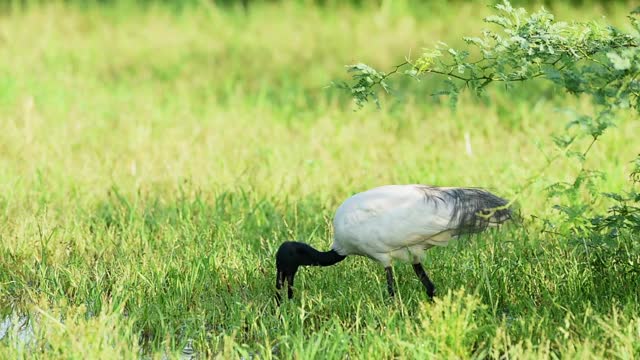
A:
[
  {"xmin": 342, "ymin": 1, "xmax": 640, "ymax": 112},
  {"xmin": 339, "ymin": 1, "xmax": 640, "ymax": 240}
]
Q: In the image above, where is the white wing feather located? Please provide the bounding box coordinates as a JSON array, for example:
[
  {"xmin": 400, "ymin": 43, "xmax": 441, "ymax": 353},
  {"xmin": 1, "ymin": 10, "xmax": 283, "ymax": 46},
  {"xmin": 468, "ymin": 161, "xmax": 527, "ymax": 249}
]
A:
[{"xmin": 331, "ymin": 185, "xmax": 457, "ymax": 265}]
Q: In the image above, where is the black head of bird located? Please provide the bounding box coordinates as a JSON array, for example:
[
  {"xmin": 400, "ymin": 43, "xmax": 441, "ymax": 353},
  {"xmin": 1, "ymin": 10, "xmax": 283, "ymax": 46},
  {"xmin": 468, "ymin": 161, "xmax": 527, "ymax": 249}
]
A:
[{"xmin": 275, "ymin": 241, "xmax": 345, "ymax": 304}]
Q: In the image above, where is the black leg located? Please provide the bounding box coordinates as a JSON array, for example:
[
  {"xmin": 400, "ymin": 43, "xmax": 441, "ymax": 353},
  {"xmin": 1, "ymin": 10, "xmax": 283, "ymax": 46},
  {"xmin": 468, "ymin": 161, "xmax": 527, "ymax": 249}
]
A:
[
  {"xmin": 275, "ymin": 271, "xmax": 284, "ymax": 305},
  {"xmin": 385, "ymin": 266, "xmax": 395, "ymax": 297},
  {"xmin": 276, "ymin": 271, "xmax": 284, "ymax": 290},
  {"xmin": 286, "ymin": 272, "xmax": 295, "ymax": 299},
  {"xmin": 412, "ymin": 263, "xmax": 436, "ymax": 298}
]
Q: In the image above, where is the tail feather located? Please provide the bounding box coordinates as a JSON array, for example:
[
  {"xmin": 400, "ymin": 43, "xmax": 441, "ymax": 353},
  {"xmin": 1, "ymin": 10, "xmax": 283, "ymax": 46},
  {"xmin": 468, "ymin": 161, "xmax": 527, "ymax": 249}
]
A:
[{"xmin": 415, "ymin": 186, "xmax": 512, "ymax": 235}]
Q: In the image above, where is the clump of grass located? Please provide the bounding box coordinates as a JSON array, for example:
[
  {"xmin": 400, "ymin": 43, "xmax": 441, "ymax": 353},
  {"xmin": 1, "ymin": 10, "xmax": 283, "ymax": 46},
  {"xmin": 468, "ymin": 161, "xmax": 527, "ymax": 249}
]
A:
[{"xmin": 0, "ymin": 1, "xmax": 638, "ymax": 358}]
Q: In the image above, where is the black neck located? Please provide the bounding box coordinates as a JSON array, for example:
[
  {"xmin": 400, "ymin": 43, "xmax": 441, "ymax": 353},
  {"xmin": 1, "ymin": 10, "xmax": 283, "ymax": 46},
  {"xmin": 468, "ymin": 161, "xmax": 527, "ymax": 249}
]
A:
[
  {"xmin": 275, "ymin": 241, "xmax": 346, "ymax": 303},
  {"xmin": 276, "ymin": 241, "xmax": 346, "ymax": 270},
  {"xmin": 302, "ymin": 248, "xmax": 346, "ymax": 267}
]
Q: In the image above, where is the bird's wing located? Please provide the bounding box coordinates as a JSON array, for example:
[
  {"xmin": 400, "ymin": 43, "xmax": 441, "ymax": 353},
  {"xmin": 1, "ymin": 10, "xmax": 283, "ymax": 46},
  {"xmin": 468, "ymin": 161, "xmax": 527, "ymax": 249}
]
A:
[{"xmin": 333, "ymin": 185, "xmax": 455, "ymax": 254}]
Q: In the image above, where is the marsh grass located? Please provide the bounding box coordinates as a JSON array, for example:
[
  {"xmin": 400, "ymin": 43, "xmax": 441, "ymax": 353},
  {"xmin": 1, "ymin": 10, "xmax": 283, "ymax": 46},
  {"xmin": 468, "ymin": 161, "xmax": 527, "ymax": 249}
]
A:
[{"xmin": 0, "ymin": 1, "xmax": 639, "ymax": 358}]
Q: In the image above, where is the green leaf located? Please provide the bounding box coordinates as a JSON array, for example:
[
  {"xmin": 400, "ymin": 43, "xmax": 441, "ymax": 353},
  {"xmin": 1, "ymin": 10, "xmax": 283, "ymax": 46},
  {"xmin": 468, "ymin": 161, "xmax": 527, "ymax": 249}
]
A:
[
  {"xmin": 552, "ymin": 134, "xmax": 575, "ymax": 149},
  {"xmin": 602, "ymin": 192, "xmax": 624, "ymax": 201},
  {"xmin": 606, "ymin": 52, "xmax": 632, "ymax": 70},
  {"xmin": 542, "ymin": 65, "xmax": 563, "ymax": 85}
]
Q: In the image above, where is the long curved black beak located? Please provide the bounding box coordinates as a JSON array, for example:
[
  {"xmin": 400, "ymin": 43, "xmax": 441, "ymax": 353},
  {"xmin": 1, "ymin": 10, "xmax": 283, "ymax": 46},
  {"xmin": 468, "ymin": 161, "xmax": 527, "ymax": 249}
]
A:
[
  {"xmin": 275, "ymin": 267, "xmax": 297, "ymax": 306},
  {"xmin": 275, "ymin": 269, "xmax": 284, "ymax": 305}
]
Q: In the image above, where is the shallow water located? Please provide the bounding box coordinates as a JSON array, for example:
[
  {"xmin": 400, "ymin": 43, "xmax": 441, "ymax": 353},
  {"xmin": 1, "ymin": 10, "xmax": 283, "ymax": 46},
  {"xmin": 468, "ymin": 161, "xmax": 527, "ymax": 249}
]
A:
[
  {"xmin": 1, "ymin": 312, "xmax": 202, "ymax": 358},
  {"xmin": 0, "ymin": 313, "xmax": 35, "ymax": 346}
]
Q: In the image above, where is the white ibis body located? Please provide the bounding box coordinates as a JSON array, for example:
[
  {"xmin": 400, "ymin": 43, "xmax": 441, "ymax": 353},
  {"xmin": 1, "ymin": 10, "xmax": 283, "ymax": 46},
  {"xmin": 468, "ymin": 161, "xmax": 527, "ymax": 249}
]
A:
[{"xmin": 275, "ymin": 184, "xmax": 512, "ymax": 302}]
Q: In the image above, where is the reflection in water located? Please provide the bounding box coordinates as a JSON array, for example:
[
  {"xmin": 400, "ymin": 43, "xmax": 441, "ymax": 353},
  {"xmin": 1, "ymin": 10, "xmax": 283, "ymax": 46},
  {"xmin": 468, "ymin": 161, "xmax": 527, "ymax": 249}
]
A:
[{"xmin": 181, "ymin": 338, "xmax": 196, "ymax": 359}]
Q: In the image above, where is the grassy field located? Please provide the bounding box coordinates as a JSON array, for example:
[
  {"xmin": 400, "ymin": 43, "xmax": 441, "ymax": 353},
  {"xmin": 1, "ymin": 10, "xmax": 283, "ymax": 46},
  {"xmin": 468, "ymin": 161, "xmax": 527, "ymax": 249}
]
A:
[{"xmin": 0, "ymin": 1, "xmax": 639, "ymax": 358}]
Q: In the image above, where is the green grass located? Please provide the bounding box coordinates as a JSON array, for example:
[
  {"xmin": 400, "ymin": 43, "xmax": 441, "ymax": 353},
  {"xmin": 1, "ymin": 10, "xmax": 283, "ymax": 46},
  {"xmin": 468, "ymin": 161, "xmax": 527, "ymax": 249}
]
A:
[{"xmin": 0, "ymin": 1, "xmax": 639, "ymax": 358}]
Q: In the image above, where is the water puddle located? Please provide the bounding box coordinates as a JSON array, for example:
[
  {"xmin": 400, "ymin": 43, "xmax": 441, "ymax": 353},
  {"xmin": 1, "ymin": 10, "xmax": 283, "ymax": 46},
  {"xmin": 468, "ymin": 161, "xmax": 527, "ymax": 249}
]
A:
[
  {"xmin": 0, "ymin": 312, "xmax": 36, "ymax": 346},
  {"xmin": 1, "ymin": 312, "xmax": 203, "ymax": 359}
]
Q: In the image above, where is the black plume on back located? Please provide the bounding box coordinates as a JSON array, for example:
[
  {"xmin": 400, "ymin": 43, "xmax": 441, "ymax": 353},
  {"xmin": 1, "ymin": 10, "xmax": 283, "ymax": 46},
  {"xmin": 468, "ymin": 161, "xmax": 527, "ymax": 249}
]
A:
[{"xmin": 415, "ymin": 186, "xmax": 512, "ymax": 235}]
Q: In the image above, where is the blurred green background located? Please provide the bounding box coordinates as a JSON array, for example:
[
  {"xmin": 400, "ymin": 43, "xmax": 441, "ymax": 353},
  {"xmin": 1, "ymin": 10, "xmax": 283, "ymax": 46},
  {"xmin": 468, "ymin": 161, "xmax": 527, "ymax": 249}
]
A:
[{"xmin": 0, "ymin": 0, "xmax": 638, "ymax": 358}]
